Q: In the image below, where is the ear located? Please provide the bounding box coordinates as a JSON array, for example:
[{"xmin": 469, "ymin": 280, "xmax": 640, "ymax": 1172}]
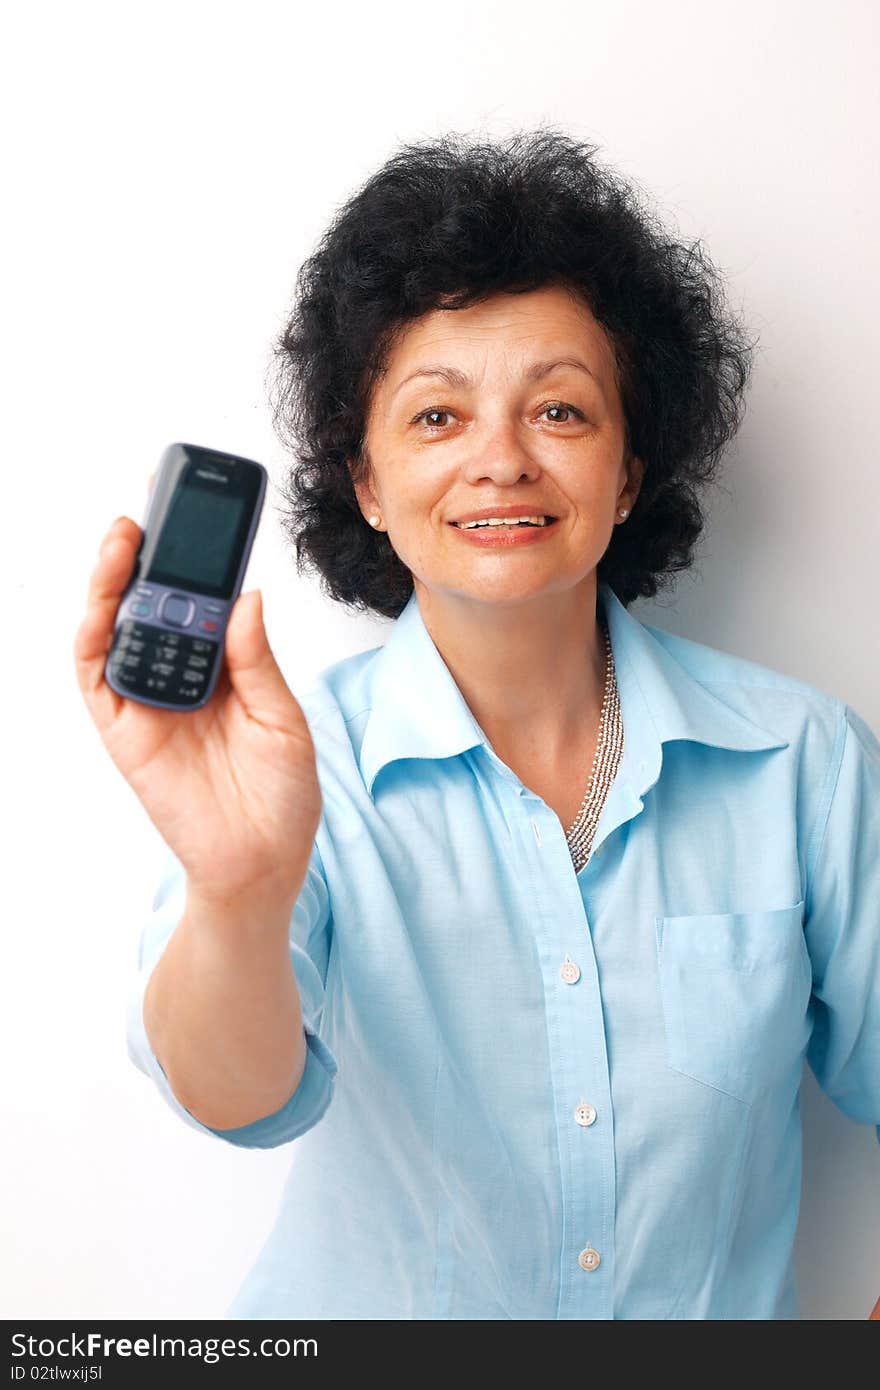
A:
[
  {"xmin": 347, "ymin": 457, "xmax": 379, "ymax": 524},
  {"xmin": 625, "ymin": 454, "xmax": 646, "ymax": 508}
]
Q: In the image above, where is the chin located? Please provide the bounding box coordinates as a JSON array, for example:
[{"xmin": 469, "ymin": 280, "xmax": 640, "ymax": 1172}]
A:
[{"xmin": 430, "ymin": 575, "xmax": 568, "ymax": 606}]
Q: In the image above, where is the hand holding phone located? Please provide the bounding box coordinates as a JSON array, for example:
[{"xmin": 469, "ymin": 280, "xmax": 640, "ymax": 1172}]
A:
[
  {"xmin": 73, "ymin": 446, "xmax": 323, "ymax": 908},
  {"xmin": 106, "ymin": 442, "xmax": 268, "ymax": 711}
]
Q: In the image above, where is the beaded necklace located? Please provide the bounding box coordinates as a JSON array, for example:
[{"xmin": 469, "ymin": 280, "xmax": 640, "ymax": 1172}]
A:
[{"xmin": 564, "ymin": 616, "xmax": 624, "ymax": 873}]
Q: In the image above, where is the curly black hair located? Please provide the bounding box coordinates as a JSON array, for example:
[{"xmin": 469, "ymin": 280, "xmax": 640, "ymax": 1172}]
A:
[{"xmin": 268, "ymin": 125, "xmax": 758, "ymax": 618}]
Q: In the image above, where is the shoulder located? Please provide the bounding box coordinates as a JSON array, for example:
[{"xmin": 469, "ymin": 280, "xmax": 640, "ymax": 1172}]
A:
[
  {"xmin": 293, "ymin": 643, "xmax": 381, "ymax": 723},
  {"xmin": 290, "ymin": 642, "xmax": 387, "ymax": 788},
  {"xmin": 644, "ymin": 618, "xmax": 855, "ymax": 773},
  {"xmin": 644, "ymin": 619, "xmax": 836, "ymax": 706}
]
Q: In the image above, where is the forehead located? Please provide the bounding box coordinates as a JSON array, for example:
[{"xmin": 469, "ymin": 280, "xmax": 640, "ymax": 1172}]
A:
[{"xmin": 381, "ymin": 284, "xmax": 616, "ymax": 382}]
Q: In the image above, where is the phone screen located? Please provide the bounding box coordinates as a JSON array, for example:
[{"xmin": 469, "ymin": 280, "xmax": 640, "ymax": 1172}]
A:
[{"xmin": 143, "ymin": 464, "xmax": 254, "ymax": 598}]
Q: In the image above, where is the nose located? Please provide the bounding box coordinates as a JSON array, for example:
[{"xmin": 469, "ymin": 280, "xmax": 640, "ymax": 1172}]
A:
[{"xmin": 460, "ymin": 419, "xmax": 542, "ymax": 486}]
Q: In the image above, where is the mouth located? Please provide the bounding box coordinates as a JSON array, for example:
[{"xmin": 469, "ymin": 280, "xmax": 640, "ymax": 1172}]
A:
[{"xmin": 449, "ymin": 515, "xmax": 558, "ymax": 530}]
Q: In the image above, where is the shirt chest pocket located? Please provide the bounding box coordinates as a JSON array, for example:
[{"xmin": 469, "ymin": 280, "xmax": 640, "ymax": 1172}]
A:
[{"xmin": 654, "ymin": 901, "xmax": 812, "ymax": 1107}]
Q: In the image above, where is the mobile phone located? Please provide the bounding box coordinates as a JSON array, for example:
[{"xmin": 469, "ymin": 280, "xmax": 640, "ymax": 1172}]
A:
[{"xmin": 104, "ymin": 442, "xmax": 267, "ymax": 711}]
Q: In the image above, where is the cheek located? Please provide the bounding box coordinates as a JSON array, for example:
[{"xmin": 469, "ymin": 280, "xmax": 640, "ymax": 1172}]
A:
[
  {"xmin": 380, "ymin": 495, "xmax": 441, "ymax": 563},
  {"xmin": 567, "ymin": 462, "xmax": 622, "ymax": 510},
  {"xmin": 390, "ymin": 479, "xmax": 450, "ymax": 529}
]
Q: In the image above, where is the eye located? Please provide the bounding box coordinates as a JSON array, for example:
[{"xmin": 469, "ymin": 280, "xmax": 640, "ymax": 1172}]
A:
[
  {"xmin": 409, "ymin": 401, "xmax": 586, "ymax": 432},
  {"xmin": 411, "ymin": 407, "xmax": 455, "ymax": 431},
  {"xmin": 540, "ymin": 401, "xmax": 585, "ymax": 424}
]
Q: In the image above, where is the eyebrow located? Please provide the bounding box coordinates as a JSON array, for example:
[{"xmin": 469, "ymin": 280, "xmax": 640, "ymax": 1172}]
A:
[{"xmin": 390, "ymin": 355, "xmax": 604, "ymax": 401}]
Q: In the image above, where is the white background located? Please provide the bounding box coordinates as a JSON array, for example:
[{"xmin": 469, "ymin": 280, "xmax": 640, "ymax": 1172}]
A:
[{"xmin": 4, "ymin": 0, "xmax": 878, "ymax": 1320}]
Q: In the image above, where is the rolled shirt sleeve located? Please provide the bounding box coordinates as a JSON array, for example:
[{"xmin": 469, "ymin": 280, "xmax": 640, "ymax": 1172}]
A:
[
  {"xmin": 125, "ymin": 841, "xmax": 338, "ymax": 1149},
  {"xmin": 803, "ymin": 702, "xmax": 880, "ymax": 1145}
]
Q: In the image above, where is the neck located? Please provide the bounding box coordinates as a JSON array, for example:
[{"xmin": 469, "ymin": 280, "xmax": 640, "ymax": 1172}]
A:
[{"xmin": 413, "ymin": 577, "xmax": 608, "ymax": 771}]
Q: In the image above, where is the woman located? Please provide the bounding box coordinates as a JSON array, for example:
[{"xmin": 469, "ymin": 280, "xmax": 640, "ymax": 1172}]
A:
[{"xmin": 75, "ymin": 128, "xmax": 880, "ymax": 1320}]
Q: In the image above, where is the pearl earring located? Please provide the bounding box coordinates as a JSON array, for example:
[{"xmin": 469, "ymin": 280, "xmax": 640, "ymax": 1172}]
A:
[
  {"xmin": 368, "ymin": 515, "xmax": 381, "ymax": 528},
  {"xmin": 618, "ymin": 507, "xmax": 629, "ymax": 519}
]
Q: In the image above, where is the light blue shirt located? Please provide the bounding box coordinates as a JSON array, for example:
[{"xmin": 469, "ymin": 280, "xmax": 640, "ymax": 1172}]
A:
[{"xmin": 126, "ymin": 579, "xmax": 880, "ymax": 1320}]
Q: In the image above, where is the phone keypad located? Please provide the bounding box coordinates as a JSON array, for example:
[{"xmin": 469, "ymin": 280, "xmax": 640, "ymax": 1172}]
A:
[{"xmin": 108, "ymin": 620, "xmax": 220, "ymax": 704}]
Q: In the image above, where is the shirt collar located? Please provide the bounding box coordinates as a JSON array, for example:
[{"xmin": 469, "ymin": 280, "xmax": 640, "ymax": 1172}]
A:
[{"xmin": 358, "ymin": 579, "xmax": 789, "ymax": 801}]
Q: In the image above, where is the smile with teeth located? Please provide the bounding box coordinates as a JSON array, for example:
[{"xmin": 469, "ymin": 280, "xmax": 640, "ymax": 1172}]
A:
[{"xmin": 452, "ymin": 515, "xmax": 554, "ymax": 528}]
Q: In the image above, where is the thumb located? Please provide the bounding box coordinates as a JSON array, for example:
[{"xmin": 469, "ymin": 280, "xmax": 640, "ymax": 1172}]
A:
[{"xmin": 223, "ymin": 589, "xmax": 296, "ymax": 724}]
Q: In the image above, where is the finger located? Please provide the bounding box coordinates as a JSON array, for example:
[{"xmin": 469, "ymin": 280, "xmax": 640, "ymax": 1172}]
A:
[
  {"xmin": 88, "ymin": 518, "xmax": 142, "ymax": 612},
  {"xmin": 223, "ymin": 590, "xmax": 300, "ymax": 731},
  {"xmin": 73, "ymin": 523, "xmax": 142, "ymax": 725},
  {"xmin": 96, "ymin": 514, "xmax": 141, "ymax": 556}
]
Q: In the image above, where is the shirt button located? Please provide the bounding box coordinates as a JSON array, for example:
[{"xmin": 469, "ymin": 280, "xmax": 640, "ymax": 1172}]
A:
[
  {"xmin": 575, "ymin": 1102, "xmax": 597, "ymax": 1126},
  {"xmin": 578, "ymin": 1245, "xmax": 601, "ymax": 1271},
  {"xmin": 560, "ymin": 956, "xmax": 581, "ymax": 984}
]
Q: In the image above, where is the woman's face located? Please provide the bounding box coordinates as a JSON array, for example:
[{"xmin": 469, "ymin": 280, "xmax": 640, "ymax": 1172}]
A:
[{"xmin": 352, "ymin": 284, "xmax": 643, "ymax": 610}]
